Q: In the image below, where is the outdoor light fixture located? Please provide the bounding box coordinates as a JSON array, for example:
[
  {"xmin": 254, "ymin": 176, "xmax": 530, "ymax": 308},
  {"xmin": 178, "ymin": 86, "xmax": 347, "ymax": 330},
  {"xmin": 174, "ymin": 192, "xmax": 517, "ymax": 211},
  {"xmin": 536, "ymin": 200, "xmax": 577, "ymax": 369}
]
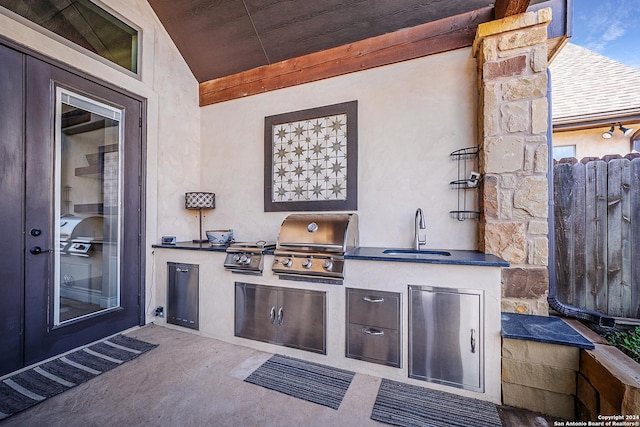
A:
[
  {"xmin": 601, "ymin": 125, "xmax": 615, "ymax": 139},
  {"xmin": 185, "ymin": 192, "xmax": 215, "ymax": 243},
  {"xmin": 602, "ymin": 122, "xmax": 635, "ymax": 139},
  {"xmin": 619, "ymin": 123, "xmax": 634, "ymax": 136}
]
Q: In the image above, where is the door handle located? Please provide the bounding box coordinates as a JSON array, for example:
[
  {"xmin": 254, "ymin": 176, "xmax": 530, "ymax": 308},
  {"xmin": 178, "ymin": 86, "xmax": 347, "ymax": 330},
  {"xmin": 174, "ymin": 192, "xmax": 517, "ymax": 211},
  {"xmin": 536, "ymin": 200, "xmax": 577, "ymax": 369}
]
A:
[
  {"xmin": 277, "ymin": 307, "xmax": 284, "ymax": 325},
  {"xmin": 470, "ymin": 328, "xmax": 476, "ymax": 353},
  {"xmin": 362, "ymin": 296, "xmax": 384, "ymax": 303},
  {"xmin": 269, "ymin": 306, "xmax": 276, "ymax": 324},
  {"xmin": 362, "ymin": 327, "xmax": 384, "ymax": 336},
  {"xmin": 30, "ymin": 246, "xmax": 53, "ymax": 255}
]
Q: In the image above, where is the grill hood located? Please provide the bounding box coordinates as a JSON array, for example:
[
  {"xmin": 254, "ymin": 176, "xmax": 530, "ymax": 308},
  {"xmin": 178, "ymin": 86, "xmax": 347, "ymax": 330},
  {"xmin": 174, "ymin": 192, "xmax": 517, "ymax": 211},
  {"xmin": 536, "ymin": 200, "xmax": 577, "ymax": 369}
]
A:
[{"xmin": 276, "ymin": 213, "xmax": 359, "ymax": 253}]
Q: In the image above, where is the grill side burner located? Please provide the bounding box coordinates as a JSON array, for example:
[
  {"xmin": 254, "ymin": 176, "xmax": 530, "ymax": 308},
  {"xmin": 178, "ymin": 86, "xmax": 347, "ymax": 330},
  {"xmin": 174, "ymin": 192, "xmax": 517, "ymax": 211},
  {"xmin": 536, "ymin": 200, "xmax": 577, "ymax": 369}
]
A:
[
  {"xmin": 224, "ymin": 242, "xmax": 275, "ymax": 275},
  {"xmin": 273, "ymin": 213, "xmax": 359, "ymax": 283}
]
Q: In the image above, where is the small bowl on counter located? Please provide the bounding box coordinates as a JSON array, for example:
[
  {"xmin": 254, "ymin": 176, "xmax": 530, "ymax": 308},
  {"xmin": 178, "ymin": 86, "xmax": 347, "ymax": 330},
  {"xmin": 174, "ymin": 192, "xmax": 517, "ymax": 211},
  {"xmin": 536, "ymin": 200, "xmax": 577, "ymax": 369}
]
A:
[{"xmin": 206, "ymin": 229, "xmax": 234, "ymax": 245}]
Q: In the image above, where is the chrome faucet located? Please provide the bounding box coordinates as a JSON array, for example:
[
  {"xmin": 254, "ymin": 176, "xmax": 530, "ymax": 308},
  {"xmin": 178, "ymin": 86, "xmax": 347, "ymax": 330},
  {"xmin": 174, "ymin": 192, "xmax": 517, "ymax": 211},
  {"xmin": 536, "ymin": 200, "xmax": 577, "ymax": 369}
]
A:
[{"xmin": 414, "ymin": 208, "xmax": 426, "ymax": 250}]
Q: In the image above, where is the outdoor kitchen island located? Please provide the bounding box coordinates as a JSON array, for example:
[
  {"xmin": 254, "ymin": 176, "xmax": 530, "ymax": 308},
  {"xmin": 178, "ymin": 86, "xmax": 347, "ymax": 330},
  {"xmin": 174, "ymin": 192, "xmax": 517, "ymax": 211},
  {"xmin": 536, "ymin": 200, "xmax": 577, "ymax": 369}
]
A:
[{"xmin": 151, "ymin": 242, "xmax": 507, "ymax": 404}]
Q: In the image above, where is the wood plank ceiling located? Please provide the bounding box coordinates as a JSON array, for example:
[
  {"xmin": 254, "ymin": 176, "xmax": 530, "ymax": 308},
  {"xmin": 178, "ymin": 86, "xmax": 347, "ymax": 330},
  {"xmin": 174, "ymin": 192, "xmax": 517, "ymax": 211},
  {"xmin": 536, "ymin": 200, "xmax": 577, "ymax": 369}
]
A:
[
  {"xmin": 149, "ymin": 0, "xmax": 498, "ymax": 82},
  {"xmin": 146, "ymin": 0, "xmax": 557, "ymax": 105}
]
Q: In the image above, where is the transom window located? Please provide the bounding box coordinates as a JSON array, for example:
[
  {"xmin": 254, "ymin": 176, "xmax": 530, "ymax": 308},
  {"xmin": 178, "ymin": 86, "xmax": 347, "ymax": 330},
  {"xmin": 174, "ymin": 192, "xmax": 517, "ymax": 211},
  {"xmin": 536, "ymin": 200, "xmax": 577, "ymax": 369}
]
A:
[{"xmin": 0, "ymin": 0, "xmax": 139, "ymax": 74}]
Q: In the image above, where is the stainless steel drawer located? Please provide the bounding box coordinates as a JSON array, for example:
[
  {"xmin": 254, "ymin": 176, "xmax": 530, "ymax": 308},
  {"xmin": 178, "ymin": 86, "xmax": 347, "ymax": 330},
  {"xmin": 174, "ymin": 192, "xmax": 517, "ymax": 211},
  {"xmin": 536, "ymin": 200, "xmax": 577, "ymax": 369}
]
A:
[
  {"xmin": 346, "ymin": 323, "xmax": 400, "ymax": 367},
  {"xmin": 347, "ymin": 288, "xmax": 399, "ymax": 329}
]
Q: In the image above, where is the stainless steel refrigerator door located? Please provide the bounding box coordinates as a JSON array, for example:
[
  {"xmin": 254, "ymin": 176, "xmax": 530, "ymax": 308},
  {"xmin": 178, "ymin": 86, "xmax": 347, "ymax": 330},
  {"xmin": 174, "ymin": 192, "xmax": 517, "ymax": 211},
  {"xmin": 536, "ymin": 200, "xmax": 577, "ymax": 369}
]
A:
[
  {"xmin": 409, "ymin": 285, "xmax": 483, "ymax": 392},
  {"xmin": 167, "ymin": 263, "xmax": 199, "ymax": 330}
]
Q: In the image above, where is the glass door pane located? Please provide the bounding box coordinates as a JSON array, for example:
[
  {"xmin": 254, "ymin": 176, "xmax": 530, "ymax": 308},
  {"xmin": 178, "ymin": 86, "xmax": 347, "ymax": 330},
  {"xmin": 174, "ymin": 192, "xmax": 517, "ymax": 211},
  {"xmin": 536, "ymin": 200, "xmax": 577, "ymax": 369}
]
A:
[{"xmin": 54, "ymin": 87, "xmax": 122, "ymax": 325}]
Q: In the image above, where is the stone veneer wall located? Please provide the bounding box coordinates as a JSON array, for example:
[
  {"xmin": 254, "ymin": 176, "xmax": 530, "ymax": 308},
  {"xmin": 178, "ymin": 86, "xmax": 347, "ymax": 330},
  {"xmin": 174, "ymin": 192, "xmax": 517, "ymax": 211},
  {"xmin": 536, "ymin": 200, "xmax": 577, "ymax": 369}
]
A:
[
  {"xmin": 502, "ymin": 338, "xmax": 579, "ymax": 419},
  {"xmin": 502, "ymin": 320, "xmax": 640, "ymax": 420},
  {"xmin": 473, "ymin": 9, "xmax": 552, "ymax": 315}
]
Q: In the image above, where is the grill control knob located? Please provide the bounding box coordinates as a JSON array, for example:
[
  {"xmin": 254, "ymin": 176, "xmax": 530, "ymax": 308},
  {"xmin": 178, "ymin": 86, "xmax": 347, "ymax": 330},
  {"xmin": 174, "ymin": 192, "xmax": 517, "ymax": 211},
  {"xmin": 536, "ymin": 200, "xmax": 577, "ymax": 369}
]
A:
[
  {"xmin": 282, "ymin": 258, "xmax": 293, "ymax": 267},
  {"xmin": 322, "ymin": 260, "xmax": 333, "ymax": 271},
  {"xmin": 240, "ymin": 255, "xmax": 248, "ymax": 263},
  {"xmin": 302, "ymin": 259, "xmax": 313, "ymax": 269},
  {"xmin": 233, "ymin": 254, "xmax": 241, "ymax": 262}
]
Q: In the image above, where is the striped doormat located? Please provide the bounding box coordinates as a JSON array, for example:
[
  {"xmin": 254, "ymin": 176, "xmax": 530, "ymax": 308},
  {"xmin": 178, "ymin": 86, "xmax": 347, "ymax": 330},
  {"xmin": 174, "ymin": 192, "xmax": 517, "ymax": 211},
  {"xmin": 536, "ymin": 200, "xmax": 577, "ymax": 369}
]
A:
[
  {"xmin": 371, "ymin": 379, "xmax": 502, "ymax": 427},
  {"xmin": 244, "ymin": 354, "xmax": 355, "ymax": 410},
  {"xmin": 0, "ymin": 334, "xmax": 157, "ymax": 421}
]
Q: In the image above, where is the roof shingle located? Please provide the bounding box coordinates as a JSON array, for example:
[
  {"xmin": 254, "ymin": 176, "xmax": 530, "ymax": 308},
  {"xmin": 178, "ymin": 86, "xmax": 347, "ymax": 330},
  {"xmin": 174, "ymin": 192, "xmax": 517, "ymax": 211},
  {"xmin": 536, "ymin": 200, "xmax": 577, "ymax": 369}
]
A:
[{"xmin": 550, "ymin": 43, "xmax": 640, "ymax": 124}]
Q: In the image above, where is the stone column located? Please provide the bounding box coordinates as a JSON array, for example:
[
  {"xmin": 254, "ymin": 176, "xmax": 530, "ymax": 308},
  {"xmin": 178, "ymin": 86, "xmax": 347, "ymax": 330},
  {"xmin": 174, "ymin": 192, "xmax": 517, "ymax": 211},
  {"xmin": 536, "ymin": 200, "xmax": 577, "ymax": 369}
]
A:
[{"xmin": 473, "ymin": 9, "xmax": 552, "ymax": 315}]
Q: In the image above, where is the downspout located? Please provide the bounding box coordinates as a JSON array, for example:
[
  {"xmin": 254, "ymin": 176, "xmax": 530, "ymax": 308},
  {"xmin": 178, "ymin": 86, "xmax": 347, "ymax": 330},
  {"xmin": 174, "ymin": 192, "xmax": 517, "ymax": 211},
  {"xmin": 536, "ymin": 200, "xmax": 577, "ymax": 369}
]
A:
[{"xmin": 546, "ymin": 68, "xmax": 615, "ymax": 328}]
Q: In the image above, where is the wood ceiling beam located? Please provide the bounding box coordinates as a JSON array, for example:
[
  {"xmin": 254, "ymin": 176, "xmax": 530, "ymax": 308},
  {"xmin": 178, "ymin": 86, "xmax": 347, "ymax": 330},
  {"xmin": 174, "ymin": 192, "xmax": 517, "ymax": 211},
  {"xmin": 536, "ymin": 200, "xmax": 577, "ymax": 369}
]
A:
[
  {"xmin": 494, "ymin": 0, "xmax": 532, "ymax": 19},
  {"xmin": 199, "ymin": 7, "xmax": 493, "ymax": 106}
]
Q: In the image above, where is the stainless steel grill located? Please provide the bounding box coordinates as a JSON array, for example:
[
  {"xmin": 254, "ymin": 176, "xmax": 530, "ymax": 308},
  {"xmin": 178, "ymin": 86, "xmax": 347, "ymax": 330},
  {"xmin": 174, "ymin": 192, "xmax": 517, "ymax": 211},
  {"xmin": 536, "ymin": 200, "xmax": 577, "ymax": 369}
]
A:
[
  {"xmin": 272, "ymin": 213, "xmax": 359, "ymax": 283},
  {"xmin": 59, "ymin": 215, "xmax": 103, "ymax": 256}
]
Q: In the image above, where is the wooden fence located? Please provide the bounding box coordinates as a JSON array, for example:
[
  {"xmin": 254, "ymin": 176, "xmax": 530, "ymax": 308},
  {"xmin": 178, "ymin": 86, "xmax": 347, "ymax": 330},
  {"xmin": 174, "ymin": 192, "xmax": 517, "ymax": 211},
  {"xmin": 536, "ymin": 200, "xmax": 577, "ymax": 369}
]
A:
[{"xmin": 554, "ymin": 154, "xmax": 640, "ymax": 319}]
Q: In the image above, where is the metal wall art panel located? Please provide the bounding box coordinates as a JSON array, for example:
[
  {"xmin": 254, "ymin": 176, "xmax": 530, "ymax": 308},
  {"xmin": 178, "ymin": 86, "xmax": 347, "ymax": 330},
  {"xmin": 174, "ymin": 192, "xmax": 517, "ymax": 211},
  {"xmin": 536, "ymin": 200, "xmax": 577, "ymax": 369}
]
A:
[{"xmin": 264, "ymin": 101, "xmax": 358, "ymax": 212}]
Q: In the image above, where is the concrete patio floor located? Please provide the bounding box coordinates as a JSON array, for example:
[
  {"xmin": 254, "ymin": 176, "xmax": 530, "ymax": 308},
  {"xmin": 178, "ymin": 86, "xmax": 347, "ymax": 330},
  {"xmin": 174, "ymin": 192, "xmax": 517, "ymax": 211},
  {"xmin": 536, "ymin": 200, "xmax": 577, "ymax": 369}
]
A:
[{"xmin": 2, "ymin": 324, "xmax": 558, "ymax": 427}]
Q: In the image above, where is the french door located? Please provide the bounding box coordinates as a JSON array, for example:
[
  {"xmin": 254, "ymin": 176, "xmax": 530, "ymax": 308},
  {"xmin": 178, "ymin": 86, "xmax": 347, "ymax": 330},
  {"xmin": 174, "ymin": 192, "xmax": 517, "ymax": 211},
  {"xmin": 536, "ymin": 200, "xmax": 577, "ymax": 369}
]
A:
[{"xmin": 0, "ymin": 42, "xmax": 144, "ymax": 376}]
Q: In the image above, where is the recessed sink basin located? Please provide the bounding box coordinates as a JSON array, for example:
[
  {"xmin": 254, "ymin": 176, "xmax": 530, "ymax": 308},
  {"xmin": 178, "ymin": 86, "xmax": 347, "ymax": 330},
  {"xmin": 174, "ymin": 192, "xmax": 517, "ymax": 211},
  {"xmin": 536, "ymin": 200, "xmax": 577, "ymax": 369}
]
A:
[{"xmin": 382, "ymin": 249, "xmax": 451, "ymax": 257}]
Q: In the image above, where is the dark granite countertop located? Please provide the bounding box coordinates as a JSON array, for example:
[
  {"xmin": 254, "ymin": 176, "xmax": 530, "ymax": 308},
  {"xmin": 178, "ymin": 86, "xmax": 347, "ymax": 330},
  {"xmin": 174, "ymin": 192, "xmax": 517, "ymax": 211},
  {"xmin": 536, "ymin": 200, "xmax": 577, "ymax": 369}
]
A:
[
  {"xmin": 152, "ymin": 241, "xmax": 230, "ymax": 252},
  {"xmin": 152, "ymin": 243, "xmax": 508, "ymax": 267},
  {"xmin": 345, "ymin": 247, "xmax": 509, "ymax": 267},
  {"xmin": 501, "ymin": 312, "xmax": 594, "ymax": 350}
]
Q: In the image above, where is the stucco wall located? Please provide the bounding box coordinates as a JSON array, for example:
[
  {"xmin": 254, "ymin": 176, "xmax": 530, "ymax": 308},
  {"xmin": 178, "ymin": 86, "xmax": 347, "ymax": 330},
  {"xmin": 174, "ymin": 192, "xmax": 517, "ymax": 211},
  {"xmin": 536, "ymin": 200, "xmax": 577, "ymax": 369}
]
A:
[
  {"xmin": 0, "ymin": 4, "xmax": 480, "ymax": 317},
  {"xmin": 553, "ymin": 124, "xmax": 640, "ymax": 160},
  {"xmin": 0, "ymin": 0, "xmax": 201, "ymax": 243},
  {"xmin": 0, "ymin": 3, "xmax": 481, "ymax": 250},
  {"xmin": 200, "ymin": 48, "xmax": 479, "ymax": 249}
]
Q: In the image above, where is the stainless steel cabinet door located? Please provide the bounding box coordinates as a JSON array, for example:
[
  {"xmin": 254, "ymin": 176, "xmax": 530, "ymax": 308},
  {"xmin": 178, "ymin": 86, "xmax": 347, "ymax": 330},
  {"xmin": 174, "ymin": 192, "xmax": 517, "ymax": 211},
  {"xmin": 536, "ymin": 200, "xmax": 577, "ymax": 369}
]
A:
[
  {"xmin": 235, "ymin": 283, "xmax": 278, "ymax": 343},
  {"xmin": 409, "ymin": 285, "xmax": 483, "ymax": 392},
  {"xmin": 276, "ymin": 288, "xmax": 326, "ymax": 354}
]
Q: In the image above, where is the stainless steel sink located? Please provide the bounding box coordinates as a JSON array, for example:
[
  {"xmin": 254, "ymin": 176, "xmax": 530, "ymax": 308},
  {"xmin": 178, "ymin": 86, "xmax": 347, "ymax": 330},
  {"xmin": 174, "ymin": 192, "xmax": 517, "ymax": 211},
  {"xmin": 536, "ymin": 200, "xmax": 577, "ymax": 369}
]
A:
[{"xmin": 382, "ymin": 249, "xmax": 451, "ymax": 257}]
